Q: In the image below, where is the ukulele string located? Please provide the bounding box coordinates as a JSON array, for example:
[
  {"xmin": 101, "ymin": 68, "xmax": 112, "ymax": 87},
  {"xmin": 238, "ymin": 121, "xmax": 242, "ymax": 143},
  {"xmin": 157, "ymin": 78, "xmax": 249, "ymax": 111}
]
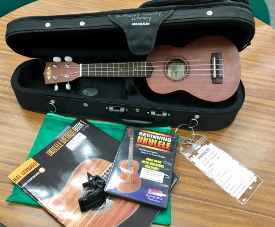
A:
[
  {"xmin": 53, "ymin": 59, "xmax": 223, "ymax": 69},
  {"xmin": 51, "ymin": 61, "xmax": 224, "ymax": 79},
  {"xmin": 52, "ymin": 66, "xmax": 222, "ymax": 78},
  {"xmin": 53, "ymin": 63, "xmax": 223, "ymax": 75},
  {"xmin": 57, "ymin": 59, "xmax": 223, "ymax": 65},
  {"xmin": 53, "ymin": 73, "xmax": 222, "ymax": 79},
  {"xmin": 55, "ymin": 63, "xmax": 223, "ymax": 69},
  {"xmin": 78, "ymin": 69, "xmax": 220, "ymax": 71}
]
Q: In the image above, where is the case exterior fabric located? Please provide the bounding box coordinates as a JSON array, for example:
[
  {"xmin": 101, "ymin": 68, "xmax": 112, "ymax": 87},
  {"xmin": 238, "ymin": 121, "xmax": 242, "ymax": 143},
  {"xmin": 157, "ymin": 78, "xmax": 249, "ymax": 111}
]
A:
[{"xmin": 6, "ymin": 113, "xmax": 172, "ymax": 225}]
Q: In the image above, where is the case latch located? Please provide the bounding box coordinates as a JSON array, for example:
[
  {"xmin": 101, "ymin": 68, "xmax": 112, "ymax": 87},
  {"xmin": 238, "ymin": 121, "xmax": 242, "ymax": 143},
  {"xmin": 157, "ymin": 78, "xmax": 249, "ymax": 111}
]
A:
[
  {"xmin": 150, "ymin": 110, "xmax": 168, "ymax": 119},
  {"xmin": 108, "ymin": 106, "xmax": 167, "ymax": 126}
]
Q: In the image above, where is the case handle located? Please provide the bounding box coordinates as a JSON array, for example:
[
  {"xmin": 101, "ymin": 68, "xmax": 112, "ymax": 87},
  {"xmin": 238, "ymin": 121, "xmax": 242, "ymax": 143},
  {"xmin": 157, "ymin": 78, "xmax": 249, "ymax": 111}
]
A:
[
  {"xmin": 108, "ymin": 106, "xmax": 167, "ymax": 126},
  {"xmin": 107, "ymin": 10, "xmax": 174, "ymax": 55}
]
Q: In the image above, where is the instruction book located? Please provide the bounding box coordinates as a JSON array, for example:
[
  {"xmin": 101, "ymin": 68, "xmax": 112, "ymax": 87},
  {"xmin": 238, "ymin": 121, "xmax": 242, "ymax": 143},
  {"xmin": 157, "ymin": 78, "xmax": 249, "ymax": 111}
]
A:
[
  {"xmin": 8, "ymin": 118, "xmax": 169, "ymax": 227},
  {"xmin": 105, "ymin": 126, "xmax": 178, "ymax": 209}
]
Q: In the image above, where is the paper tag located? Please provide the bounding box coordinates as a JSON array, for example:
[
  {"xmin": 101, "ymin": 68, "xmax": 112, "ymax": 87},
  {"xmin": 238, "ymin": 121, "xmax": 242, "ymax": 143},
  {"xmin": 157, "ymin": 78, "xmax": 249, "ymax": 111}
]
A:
[{"xmin": 181, "ymin": 135, "xmax": 263, "ymax": 205}]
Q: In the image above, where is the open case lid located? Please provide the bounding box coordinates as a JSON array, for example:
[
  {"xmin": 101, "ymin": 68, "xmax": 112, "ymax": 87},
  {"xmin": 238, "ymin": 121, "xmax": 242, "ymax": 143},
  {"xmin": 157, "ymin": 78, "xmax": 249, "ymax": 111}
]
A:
[{"xmin": 5, "ymin": 0, "xmax": 255, "ymax": 60}]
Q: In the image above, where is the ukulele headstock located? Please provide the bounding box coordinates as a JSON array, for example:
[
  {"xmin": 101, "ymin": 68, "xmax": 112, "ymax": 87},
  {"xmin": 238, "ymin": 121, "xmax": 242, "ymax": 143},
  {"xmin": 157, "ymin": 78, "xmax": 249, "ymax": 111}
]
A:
[
  {"xmin": 127, "ymin": 128, "xmax": 135, "ymax": 138},
  {"xmin": 43, "ymin": 62, "xmax": 80, "ymax": 84}
]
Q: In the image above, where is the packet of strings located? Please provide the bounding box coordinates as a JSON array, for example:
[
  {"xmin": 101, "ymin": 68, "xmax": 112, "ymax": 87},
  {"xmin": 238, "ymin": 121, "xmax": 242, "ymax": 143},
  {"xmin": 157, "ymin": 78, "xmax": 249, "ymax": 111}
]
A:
[{"xmin": 180, "ymin": 134, "xmax": 263, "ymax": 205}]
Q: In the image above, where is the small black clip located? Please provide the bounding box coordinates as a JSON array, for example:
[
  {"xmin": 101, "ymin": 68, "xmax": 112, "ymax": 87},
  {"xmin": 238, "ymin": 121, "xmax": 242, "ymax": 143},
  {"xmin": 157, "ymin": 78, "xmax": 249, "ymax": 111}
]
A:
[{"xmin": 78, "ymin": 172, "xmax": 106, "ymax": 212}]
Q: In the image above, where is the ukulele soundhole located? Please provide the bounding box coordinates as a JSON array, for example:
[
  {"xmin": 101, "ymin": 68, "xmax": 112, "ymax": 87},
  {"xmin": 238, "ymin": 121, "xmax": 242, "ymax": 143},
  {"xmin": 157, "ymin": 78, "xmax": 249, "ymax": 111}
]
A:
[
  {"xmin": 164, "ymin": 56, "xmax": 190, "ymax": 82},
  {"xmin": 88, "ymin": 197, "xmax": 115, "ymax": 215}
]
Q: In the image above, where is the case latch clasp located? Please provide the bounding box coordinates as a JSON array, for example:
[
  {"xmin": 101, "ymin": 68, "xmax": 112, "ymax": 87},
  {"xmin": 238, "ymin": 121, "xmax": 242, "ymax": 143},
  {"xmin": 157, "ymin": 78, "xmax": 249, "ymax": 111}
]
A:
[{"xmin": 108, "ymin": 106, "xmax": 167, "ymax": 126}]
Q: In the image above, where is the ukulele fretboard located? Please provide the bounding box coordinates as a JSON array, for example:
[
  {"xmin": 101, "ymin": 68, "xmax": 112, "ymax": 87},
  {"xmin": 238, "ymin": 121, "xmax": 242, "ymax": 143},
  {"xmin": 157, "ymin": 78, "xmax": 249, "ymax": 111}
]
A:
[
  {"xmin": 128, "ymin": 138, "xmax": 134, "ymax": 168},
  {"xmin": 80, "ymin": 61, "xmax": 153, "ymax": 78}
]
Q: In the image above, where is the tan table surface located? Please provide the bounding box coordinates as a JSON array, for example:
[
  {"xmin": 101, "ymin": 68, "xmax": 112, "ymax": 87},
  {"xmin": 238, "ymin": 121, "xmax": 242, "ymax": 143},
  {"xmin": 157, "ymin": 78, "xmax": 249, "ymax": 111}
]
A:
[{"xmin": 0, "ymin": 1, "xmax": 275, "ymax": 226}]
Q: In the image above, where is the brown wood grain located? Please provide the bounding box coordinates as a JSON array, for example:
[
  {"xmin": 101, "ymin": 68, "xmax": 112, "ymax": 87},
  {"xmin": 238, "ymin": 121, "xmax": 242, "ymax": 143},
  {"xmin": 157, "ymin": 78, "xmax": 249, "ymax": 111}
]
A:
[
  {"xmin": 146, "ymin": 35, "xmax": 241, "ymax": 102},
  {"xmin": 117, "ymin": 160, "xmax": 141, "ymax": 193},
  {"xmin": 0, "ymin": 1, "xmax": 275, "ymax": 227},
  {"xmin": 37, "ymin": 158, "xmax": 139, "ymax": 227}
]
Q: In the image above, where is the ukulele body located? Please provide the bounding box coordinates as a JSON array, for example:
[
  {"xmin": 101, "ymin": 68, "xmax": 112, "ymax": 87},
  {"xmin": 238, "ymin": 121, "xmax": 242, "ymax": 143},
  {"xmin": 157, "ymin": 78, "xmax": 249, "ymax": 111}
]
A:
[
  {"xmin": 117, "ymin": 160, "xmax": 141, "ymax": 193},
  {"xmin": 146, "ymin": 35, "xmax": 241, "ymax": 102}
]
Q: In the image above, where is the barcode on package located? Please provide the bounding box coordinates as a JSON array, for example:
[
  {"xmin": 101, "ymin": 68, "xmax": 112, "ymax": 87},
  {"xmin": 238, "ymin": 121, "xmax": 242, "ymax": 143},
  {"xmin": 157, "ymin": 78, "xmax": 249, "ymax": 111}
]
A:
[
  {"xmin": 140, "ymin": 168, "xmax": 164, "ymax": 183},
  {"xmin": 66, "ymin": 133, "xmax": 86, "ymax": 151}
]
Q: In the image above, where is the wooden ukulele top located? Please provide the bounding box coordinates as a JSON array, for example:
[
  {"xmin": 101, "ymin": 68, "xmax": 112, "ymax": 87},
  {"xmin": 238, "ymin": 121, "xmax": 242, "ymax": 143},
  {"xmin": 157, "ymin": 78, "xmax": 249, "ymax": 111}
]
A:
[{"xmin": 146, "ymin": 35, "xmax": 241, "ymax": 102}]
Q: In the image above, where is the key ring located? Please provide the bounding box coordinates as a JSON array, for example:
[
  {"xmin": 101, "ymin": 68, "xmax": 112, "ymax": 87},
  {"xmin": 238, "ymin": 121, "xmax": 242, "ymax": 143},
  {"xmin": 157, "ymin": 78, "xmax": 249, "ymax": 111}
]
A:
[{"xmin": 174, "ymin": 118, "xmax": 198, "ymax": 144}]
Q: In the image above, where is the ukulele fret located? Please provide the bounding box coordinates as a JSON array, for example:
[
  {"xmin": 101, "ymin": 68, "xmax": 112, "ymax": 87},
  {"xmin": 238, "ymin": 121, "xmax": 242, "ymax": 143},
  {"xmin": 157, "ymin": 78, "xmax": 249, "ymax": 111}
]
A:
[
  {"xmin": 133, "ymin": 62, "xmax": 136, "ymax": 77},
  {"xmin": 81, "ymin": 64, "xmax": 88, "ymax": 77},
  {"xmin": 101, "ymin": 163, "xmax": 113, "ymax": 181},
  {"xmin": 113, "ymin": 63, "xmax": 114, "ymax": 77},
  {"xmin": 136, "ymin": 62, "xmax": 138, "ymax": 77},
  {"xmin": 80, "ymin": 64, "xmax": 82, "ymax": 77},
  {"xmin": 91, "ymin": 63, "xmax": 95, "ymax": 77},
  {"xmin": 128, "ymin": 62, "xmax": 129, "ymax": 78},
  {"xmin": 122, "ymin": 63, "xmax": 126, "ymax": 77},
  {"xmin": 144, "ymin": 61, "xmax": 146, "ymax": 78},
  {"xmin": 102, "ymin": 63, "xmax": 108, "ymax": 77}
]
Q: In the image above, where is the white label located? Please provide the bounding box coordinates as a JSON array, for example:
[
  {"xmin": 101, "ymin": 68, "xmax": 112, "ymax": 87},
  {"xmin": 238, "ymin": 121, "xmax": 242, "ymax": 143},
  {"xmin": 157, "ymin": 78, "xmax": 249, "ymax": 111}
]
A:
[
  {"xmin": 190, "ymin": 143, "xmax": 258, "ymax": 200},
  {"xmin": 140, "ymin": 167, "xmax": 164, "ymax": 183},
  {"xmin": 66, "ymin": 133, "xmax": 86, "ymax": 151}
]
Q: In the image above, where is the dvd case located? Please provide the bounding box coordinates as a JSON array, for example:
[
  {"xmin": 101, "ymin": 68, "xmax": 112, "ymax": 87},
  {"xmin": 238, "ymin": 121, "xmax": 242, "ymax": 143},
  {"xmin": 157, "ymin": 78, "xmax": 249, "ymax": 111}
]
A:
[{"xmin": 105, "ymin": 126, "xmax": 178, "ymax": 210}]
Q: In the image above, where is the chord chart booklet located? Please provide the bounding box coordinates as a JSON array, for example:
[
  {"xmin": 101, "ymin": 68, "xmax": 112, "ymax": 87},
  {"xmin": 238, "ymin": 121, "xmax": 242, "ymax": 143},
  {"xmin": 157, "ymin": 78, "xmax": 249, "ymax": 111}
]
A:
[
  {"xmin": 105, "ymin": 126, "xmax": 178, "ymax": 210},
  {"xmin": 8, "ymin": 118, "xmax": 165, "ymax": 227}
]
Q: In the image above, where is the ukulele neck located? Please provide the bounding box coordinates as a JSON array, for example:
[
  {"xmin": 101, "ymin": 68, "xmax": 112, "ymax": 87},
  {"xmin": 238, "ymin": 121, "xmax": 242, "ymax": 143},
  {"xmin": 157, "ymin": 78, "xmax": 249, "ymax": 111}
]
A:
[
  {"xmin": 80, "ymin": 61, "xmax": 152, "ymax": 78},
  {"xmin": 128, "ymin": 138, "xmax": 134, "ymax": 168}
]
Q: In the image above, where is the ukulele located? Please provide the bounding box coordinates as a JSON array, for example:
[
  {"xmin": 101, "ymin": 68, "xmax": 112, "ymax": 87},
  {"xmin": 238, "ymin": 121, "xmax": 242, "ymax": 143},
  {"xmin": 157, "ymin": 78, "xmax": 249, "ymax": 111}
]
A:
[
  {"xmin": 116, "ymin": 128, "xmax": 141, "ymax": 193},
  {"xmin": 43, "ymin": 35, "xmax": 241, "ymax": 102}
]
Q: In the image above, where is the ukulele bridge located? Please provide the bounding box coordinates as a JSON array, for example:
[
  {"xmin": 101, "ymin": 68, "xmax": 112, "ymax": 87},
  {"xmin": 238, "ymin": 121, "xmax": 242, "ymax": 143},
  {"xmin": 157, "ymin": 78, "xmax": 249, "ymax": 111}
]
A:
[
  {"xmin": 211, "ymin": 53, "xmax": 223, "ymax": 84},
  {"xmin": 124, "ymin": 181, "xmax": 135, "ymax": 184}
]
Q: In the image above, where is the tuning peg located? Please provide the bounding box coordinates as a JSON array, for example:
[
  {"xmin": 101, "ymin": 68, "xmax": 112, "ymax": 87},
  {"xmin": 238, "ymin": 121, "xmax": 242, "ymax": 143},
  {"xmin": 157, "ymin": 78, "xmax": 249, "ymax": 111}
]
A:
[
  {"xmin": 66, "ymin": 82, "xmax": 71, "ymax": 90},
  {"xmin": 53, "ymin": 57, "xmax": 61, "ymax": 62},
  {"xmin": 54, "ymin": 84, "xmax": 58, "ymax": 91},
  {"xmin": 65, "ymin": 56, "xmax": 73, "ymax": 62}
]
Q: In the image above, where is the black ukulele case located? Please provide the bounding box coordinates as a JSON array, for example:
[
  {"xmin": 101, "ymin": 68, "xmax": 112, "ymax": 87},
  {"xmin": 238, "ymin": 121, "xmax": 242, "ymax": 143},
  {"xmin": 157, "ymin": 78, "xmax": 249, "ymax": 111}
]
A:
[{"xmin": 6, "ymin": 0, "xmax": 255, "ymax": 130}]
